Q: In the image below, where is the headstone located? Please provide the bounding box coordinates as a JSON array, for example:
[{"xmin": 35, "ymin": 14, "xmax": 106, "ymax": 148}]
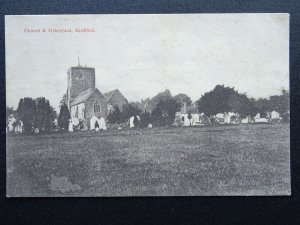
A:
[
  {"xmin": 99, "ymin": 117, "xmax": 106, "ymax": 130},
  {"xmin": 192, "ymin": 114, "xmax": 200, "ymax": 123},
  {"xmin": 90, "ymin": 116, "xmax": 99, "ymax": 130},
  {"xmin": 148, "ymin": 123, "xmax": 153, "ymax": 128},
  {"xmin": 271, "ymin": 111, "xmax": 280, "ymax": 119},
  {"xmin": 241, "ymin": 118, "xmax": 249, "ymax": 124},
  {"xmin": 183, "ymin": 114, "xmax": 190, "ymax": 126},
  {"xmin": 68, "ymin": 120, "xmax": 73, "ymax": 132},
  {"xmin": 255, "ymin": 118, "xmax": 268, "ymax": 123},
  {"xmin": 129, "ymin": 116, "xmax": 134, "ymax": 128},
  {"xmin": 15, "ymin": 120, "xmax": 23, "ymax": 133},
  {"xmin": 7, "ymin": 116, "xmax": 16, "ymax": 132},
  {"xmin": 8, "ymin": 122, "xmax": 14, "ymax": 132},
  {"xmin": 224, "ymin": 113, "xmax": 231, "ymax": 124},
  {"xmin": 254, "ymin": 113, "xmax": 260, "ymax": 119},
  {"xmin": 216, "ymin": 113, "xmax": 224, "ymax": 119},
  {"xmin": 71, "ymin": 117, "xmax": 79, "ymax": 126}
]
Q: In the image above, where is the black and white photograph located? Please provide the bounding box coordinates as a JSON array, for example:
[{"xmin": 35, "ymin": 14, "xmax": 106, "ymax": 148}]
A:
[{"xmin": 5, "ymin": 14, "xmax": 290, "ymax": 197}]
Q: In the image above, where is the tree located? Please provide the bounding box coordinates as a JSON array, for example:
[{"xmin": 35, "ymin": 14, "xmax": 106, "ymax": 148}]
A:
[
  {"xmin": 131, "ymin": 98, "xmax": 152, "ymax": 112},
  {"xmin": 131, "ymin": 90, "xmax": 183, "ymax": 113},
  {"xmin": 34, "ymin": 97, "xmax": 57, "ymax": 131},
  {"xmin": 122, "ymin": 103, "xmax": 142, "ymax": 122},
  {"xmin": 58, "ymin": 104, "xmax": 70, "ymax": 131},
  {"xmin": 268, "ymin": 89, "xmax": 289, "ymax": 121},
  {"xmin": 254, "ymin": 98, "xmax": 270, "ymax": 117},
  {"xmin": 253, "ymin": 89, "xmax": 289, "ymax": 120},
  {"xmin": 234, "ymin": 93, "xmax": 257, "ymax": 117},
  {"xmin": 151, "ymin": 98, "xmax": 181, "ymax": 126},
  {"xmin": 174, "ymin": 93, "xmax": 192, "ymax": 106},
  {"xmin": 269, "ymin": 89, "xmax": 289, "ymax": 114},
  {"xmin": 148, "ymin": 89, "xmax": 173, "ymax": 111},
  {"xmin": 17, "ymin": 98, "xmax": 36, "ymax": 134},
  {"xmin": 139, "ymin": 110, "xmax": 153, "ymax": 128},
  {"xmin": 60, "ymin": 92, "xmax": 67, "ymax": 106},
  {"xmin": 107, "ymin": 105, "xmax": 122, "ymax": 124},
  {"xmin": 197, "ymin": 85, "xmax": 256, "ymax": 116}
]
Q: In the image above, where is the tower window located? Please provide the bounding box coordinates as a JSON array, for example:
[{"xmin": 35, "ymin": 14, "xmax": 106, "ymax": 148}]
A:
[{"xmin": 94, "ymin": 102, "xmax": 101, "ymax": 113}]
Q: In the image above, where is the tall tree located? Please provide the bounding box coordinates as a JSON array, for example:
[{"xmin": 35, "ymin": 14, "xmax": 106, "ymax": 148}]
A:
[
  {"xmin": 17, "ymin": 98, "xmax": 36, "ymax": 134},
  {"xmin": 60, "ymin": 92, "xmax": 67, "ymax": 106},
  {"xmin": 34, "ymin": 97, "xmax": 57, "ymax": 131},
  {"xmin": 58, "ymin": 104, "xmax": 70, "ymax": 131}
]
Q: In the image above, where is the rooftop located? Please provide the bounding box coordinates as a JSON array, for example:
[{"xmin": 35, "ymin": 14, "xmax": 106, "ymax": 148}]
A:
[{"xmin": 70, "ymin": 88, "xmax": 96, "ymax": 106}]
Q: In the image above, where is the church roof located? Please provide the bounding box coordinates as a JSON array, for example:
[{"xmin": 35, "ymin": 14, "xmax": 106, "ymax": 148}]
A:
[
  {"xmin": 70, "ymin": 88, "xmax": 104, "ymax": 106},
  {"xmin": 104, "ymin": 89, "xmax": 118, "ymax": 101}
]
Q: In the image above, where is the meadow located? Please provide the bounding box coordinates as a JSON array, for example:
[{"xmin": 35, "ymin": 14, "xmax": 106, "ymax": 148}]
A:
[{"xmin": 6, "ymin": 123, "xmax": 290, "ymax": 196}]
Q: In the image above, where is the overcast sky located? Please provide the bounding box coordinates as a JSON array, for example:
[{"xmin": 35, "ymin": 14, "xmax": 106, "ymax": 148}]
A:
[{"xmin": 5, "ymin": 14, "xmax": 289, "ymax": 112}]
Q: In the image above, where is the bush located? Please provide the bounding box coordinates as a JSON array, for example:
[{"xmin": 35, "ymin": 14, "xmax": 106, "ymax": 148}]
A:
[{"xmin": 139, "ymin": 111, "xmax": 152, "ymax": 128}]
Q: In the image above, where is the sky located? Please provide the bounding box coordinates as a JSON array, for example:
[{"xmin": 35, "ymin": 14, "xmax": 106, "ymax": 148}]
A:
[{"xmin": 5, "ymin": 14, "xmax": 289, "ymax": 112}]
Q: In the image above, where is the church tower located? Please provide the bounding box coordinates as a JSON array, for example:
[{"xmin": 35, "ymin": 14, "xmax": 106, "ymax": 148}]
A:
[{"xmin": 67, "ymin": 66, "xmax": 95, "ymax": 109}]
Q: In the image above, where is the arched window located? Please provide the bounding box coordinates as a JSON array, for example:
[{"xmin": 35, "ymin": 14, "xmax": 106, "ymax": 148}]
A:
[{"xmin": 94, "ymin": 102, "xmax": 101, "ymax": 113}]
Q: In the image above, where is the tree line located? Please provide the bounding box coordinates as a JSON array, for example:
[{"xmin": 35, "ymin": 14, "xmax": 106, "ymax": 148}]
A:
[
  {"xmin": 109, "ymin": 85, "xmax": 289, "ymax": 126},
  {"xmin": 8, "ymin": 84, "xmax": 289, "ymax": 133},
  {"xmin": 9, "ymin": 97, "xmax": 57, "ymax": 134},
  {"xmin": 107, "ymin": 89, "xmax": 183, "ymax": 127},
  {"xmin": 197, "ymin": 85, "xmax": 289, "ymax": 120}
]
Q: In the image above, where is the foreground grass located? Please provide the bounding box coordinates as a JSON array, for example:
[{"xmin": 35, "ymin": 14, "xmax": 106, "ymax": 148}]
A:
[{"xmin": 6, "ymin": 123, "xmax": 290, "ymax": 196}]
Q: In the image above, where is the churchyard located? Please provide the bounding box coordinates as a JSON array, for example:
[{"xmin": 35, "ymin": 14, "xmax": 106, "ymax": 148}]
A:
[{"xmin": 6, "ymin": 123, "xmax": 290, "ymax": 196}]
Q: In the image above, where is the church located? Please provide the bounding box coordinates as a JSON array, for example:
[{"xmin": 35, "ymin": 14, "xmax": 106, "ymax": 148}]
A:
[{"xmin": 66, "ymin": 63, "xmax": 128, "ymax": 128}]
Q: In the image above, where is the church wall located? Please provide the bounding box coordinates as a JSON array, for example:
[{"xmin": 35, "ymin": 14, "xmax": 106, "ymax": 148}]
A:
[
  {"xmin": 109, "ymin": 90, "xmax": 128, "ymax": 110},
  {"xmin": 85, "ymin": 92, "xmax": 108, "ymax": 127},
  {"xmin": 70, "ymin": 103, "xmax": 85, "ymax": 121}
]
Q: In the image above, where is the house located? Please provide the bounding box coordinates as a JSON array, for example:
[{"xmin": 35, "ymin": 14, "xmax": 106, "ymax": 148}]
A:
[
  {"xmin": 104, "ymin": 89, "xmax": 128, "ymax": 113},
  {"xmin": 66, "ymin": 64, "xmax": 127, "ymax": 129}
]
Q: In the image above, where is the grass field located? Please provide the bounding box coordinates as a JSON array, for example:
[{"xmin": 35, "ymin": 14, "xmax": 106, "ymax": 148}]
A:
[{"xmin": 6, "ymin": 123, "xmax": 290, "ymax": 196}]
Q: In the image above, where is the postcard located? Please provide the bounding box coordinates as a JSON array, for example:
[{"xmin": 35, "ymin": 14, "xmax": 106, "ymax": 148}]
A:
[{"xmin": 5, "ymin": 14, "xmax": 290, "ymax": 196}]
